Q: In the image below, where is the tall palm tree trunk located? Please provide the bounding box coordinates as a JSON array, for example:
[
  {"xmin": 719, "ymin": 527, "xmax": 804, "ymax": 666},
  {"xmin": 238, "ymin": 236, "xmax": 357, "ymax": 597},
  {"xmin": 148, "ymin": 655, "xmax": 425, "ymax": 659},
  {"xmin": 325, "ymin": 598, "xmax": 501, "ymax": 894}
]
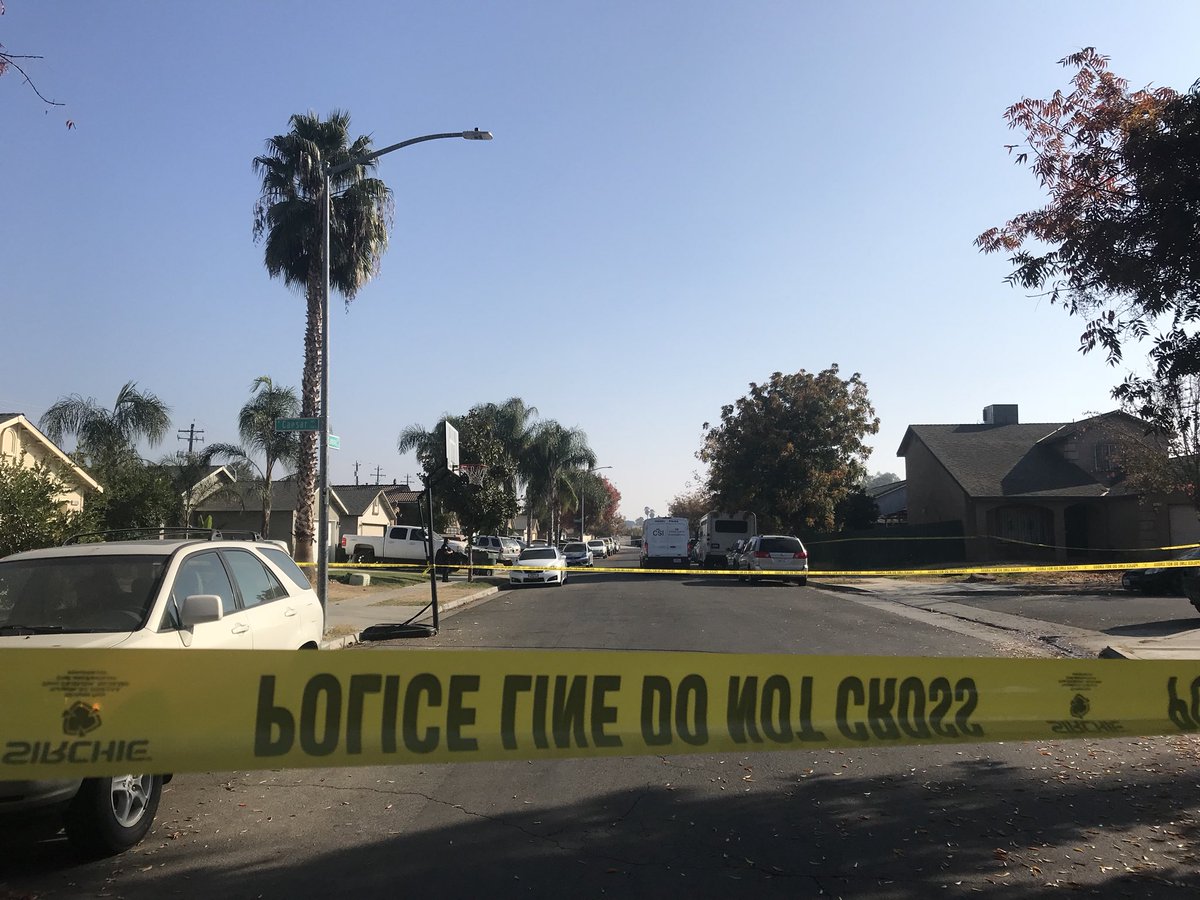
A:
[{"xmin": 293, "ymin": 279, "xmax": 322, "ymax": 563}]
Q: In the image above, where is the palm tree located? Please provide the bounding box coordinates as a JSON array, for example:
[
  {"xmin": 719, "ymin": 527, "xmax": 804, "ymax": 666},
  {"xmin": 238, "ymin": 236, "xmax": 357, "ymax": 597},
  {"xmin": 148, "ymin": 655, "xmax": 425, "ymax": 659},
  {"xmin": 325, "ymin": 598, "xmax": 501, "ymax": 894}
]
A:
[
  {"xmin": 206, "ymin": 376, "xmax": 300, "ymax": 535},
  {"xmin": 253, "ymin": 110, "xmax": 393, "ymax": 563},
  {"xmin": 523, "ymin": 422, "xmax": 596, "ymax": 541},
  {"xmin": 40, "ymin": 381, "xmax": 172, "ymax": 472},
  {"xmin": 468, "ymin": 398, "xmax": 539, "ymax": 530}
]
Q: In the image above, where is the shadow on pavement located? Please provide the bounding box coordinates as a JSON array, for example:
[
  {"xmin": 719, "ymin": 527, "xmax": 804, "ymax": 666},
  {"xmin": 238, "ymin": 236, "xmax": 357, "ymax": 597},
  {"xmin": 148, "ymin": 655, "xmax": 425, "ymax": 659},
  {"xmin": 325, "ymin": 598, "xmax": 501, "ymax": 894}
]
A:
[
  {"xmin": 1104, "ymin": 618, "xmax": 1200, "ymax": 638},
  {"xmin": 5, "ymin": 746, "xmax": 1199, "ymax": 898}
]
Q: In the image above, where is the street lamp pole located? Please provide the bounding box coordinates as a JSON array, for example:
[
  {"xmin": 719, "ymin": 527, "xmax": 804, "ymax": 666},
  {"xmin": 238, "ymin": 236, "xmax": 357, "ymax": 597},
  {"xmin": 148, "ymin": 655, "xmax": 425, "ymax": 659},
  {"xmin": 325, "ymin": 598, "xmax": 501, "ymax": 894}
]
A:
[
  {"xmin": 580, "ymin": 466, "xmax": 614, "ymax": 544},
  {"xmin": 316, "ymin": 128, "xmax": 492, "ymax": 607}
]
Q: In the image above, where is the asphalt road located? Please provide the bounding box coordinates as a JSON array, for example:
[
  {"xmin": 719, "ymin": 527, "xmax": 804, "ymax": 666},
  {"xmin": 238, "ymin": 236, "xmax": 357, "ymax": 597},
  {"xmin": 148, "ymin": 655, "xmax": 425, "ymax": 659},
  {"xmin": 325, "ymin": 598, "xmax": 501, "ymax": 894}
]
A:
[{"xmin": 4, "ymin": 556, "xmax": 1200, "ymax": 899}]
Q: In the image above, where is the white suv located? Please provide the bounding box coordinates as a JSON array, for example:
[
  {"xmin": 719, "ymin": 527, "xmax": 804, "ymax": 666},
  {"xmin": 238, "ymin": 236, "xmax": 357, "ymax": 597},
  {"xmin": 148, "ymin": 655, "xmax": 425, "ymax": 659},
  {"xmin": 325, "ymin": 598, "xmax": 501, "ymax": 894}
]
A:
[
  {"xmin": 0, "ymin": 531, "xmax": 325, "ymax": 855},
  {"xmin": 473, "ymin": 535, "xmax": 521, "ymax": 565}
]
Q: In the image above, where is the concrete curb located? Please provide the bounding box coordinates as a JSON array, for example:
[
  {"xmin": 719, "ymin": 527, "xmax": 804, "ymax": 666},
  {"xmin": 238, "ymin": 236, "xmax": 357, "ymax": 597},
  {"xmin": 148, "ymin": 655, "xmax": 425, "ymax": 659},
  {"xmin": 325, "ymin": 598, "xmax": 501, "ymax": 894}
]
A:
[{"xmin": 319, "ymin": 585, "xmax": 499, "ymax": 650}]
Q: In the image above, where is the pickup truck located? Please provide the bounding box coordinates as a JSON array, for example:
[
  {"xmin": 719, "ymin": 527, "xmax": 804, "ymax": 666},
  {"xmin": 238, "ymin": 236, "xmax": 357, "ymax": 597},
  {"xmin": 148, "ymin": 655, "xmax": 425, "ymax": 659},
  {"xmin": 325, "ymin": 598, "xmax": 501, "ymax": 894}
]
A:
[{"xmin": 337, "ymin": 526, "xmax": 500, "ymax": 572}]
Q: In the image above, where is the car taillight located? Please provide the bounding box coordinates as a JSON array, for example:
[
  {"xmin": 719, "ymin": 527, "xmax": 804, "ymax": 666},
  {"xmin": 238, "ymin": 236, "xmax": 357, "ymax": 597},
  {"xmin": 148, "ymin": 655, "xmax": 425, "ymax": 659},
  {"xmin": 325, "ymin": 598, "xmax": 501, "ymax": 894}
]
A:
[
  {"xmin": 754, "ymin": 551, "xmax": 771, "ymax": 558},
  {"xmin": 340, "ymin": 536, "xmax": 347, "ymax": 547},
  {"xmin": 794, "ymin": 551, "xmax": 808, "ymax": 559}
]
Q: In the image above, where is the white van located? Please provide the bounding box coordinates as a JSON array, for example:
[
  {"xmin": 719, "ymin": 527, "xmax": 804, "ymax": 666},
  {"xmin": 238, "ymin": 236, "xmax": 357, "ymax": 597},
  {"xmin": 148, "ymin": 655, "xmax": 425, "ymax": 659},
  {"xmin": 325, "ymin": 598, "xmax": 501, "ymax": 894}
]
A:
[
  {"xmin": 696, "ymin": 511, "xmax": 758, "ymax": 568},
  {"xmin": 640, "ymin": 516, "xmax": 691, "ymax": 568}
]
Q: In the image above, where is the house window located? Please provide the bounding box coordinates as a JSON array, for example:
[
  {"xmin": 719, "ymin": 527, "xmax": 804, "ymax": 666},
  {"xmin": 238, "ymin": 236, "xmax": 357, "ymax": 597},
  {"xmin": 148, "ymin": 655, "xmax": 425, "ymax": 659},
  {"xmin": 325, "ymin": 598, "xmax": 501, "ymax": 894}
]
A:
[
  {"xmin": 372, "ymin": 500, "xmax": 379, "ymax": 515},
  {"xmin": 1094, "ymin": 443, "xmax": 1116, "ymax": 472}
]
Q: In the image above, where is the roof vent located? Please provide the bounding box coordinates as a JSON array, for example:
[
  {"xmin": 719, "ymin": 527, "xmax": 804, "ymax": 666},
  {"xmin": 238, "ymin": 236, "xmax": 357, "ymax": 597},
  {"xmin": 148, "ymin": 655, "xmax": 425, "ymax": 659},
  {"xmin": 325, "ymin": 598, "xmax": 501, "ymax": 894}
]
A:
[{"xmin": 983, "ymin": 404, "xmax": 1018, "ymax": 426}]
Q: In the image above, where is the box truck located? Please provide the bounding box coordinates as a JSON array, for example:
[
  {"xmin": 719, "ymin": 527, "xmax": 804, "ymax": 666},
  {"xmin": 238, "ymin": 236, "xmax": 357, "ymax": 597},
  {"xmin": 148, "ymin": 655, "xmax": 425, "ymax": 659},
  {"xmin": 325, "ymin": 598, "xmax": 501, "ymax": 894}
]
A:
[{"xmin": 640, "ymin": 516, "xmax": 691, "ymax": 568}]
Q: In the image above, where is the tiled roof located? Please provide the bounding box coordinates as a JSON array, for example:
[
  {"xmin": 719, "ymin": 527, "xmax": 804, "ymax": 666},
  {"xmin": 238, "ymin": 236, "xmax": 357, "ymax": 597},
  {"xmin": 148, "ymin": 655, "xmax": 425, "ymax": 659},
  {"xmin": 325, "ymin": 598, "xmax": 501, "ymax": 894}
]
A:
[
  {"xmin": 383, "ymin": 484, "xmax": 423, "ymax": 505},
  {"xmin": 899, "ymin": 423, "xmax": 1115, "ymax": 499}
]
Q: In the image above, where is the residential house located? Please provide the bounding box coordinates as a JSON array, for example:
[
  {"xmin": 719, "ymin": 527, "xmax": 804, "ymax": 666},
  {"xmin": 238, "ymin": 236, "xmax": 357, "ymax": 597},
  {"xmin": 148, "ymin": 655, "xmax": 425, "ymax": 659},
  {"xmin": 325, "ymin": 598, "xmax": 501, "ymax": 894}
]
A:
[
  {"xmin": 866, "ymin": 479, "xmax": 907, "ymax": 525},
  {"xmin": 0, "ymin": 412, "xmax": 102, "ymax": 512},
  {"xmin": 332, "ymin": 485, "xmax": 394, "ymax": 538},
  {"xmin": 898, "ymin": 404, "xmax": 1179, "ymax": 561},
  {"xmin": 194, "ymin": 481, "xmax": 346, "ymax": 559},
  {"xmin": 382, "ymin": 482, "xmax": 424, "ymax": 525}
]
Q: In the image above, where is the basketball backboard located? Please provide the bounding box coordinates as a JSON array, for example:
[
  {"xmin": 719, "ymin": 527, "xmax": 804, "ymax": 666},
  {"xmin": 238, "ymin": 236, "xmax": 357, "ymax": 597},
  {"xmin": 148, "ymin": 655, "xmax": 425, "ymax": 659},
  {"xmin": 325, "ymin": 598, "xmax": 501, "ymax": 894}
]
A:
[{"xmin": 445, "ymin": 421, "xmax": 460, "ymax": 473}]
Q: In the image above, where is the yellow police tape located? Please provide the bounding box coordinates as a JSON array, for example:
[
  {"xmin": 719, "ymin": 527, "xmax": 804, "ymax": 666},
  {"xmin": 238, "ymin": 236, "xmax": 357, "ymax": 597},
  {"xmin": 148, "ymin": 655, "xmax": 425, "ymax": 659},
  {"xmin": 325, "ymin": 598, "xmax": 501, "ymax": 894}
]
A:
[
  {"xmin": 5, "ymin": 649, "xmax": 1200, "ymax": 779},
  {"xmin": 325, "ymin": 559, "xmax": 1192, "ymax": 577}
]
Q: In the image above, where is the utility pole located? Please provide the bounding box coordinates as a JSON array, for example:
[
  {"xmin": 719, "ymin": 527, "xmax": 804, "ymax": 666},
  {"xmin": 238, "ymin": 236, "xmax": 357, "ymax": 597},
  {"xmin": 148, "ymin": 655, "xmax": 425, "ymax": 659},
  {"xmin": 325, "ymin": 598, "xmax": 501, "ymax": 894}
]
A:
[
  {"xmin": 353, "ymin": 461, "xmax": 361, "ymax": 485},
  {"xmin": 177, "ymin": 422, "xmax": 205, "ymax": 453},
  {"xmin": 372, "ymin": 465, "xmax": 386, "ymax": 485}
]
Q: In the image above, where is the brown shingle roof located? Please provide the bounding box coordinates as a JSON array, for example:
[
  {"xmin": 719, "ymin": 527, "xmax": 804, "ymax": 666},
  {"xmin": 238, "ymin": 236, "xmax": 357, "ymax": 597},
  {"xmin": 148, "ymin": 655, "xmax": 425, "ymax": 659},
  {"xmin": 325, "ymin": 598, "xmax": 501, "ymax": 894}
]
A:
[{"xmin": 899, "ymin": 422, "xmax": 1115, "ymax": 499}]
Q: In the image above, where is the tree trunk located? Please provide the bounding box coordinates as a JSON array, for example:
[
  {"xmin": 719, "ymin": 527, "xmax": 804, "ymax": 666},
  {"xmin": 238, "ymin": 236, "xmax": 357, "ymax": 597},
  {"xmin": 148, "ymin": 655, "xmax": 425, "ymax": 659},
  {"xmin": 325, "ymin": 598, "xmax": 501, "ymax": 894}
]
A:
[
  {"xmin": 261, "ymin": 457, "xmax": 274, "ymax": 538},
  {"xmin": 293, "ymin": 280, "xmax": 322, "ymax": 564}
]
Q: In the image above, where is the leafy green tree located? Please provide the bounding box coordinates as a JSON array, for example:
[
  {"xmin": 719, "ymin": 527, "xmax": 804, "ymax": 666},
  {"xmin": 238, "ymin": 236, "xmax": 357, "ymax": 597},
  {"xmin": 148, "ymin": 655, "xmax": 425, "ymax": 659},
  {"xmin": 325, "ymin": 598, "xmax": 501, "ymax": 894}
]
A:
[
  {"xmin": 39, "ymin": 381, "xmax": 172, "ymax": 472},
  {"xmin": 977, "ymin": 49, "xmax": 1200, "ymax": 423},
  {"xmin": 87, "ymin": 460, "xmax": 181, "ymax": 533},
  {"xmin": 397, "ymin": 417, "xmax": 461, "ymax": 532},
  {"xmin": 834, "ymin": 489, "xmax": 880, "ymax": 530},
  {"xmin": 253, "ymin": 110, "xmax": 393, "ymax": 563},
  {"xmin": 0, "ymin": 455, "xmax": 86, "ymax": 555},
  {"xmin": 668, "ymin": 486, "xmax": 713, "ymax": 534},
  {"xmin": 698, "ymin": 365, "xmax": 879, "ymax": 532},
  {"xmin": 444, "ymin": 411, "xmax": 520, "ymax": 576}
]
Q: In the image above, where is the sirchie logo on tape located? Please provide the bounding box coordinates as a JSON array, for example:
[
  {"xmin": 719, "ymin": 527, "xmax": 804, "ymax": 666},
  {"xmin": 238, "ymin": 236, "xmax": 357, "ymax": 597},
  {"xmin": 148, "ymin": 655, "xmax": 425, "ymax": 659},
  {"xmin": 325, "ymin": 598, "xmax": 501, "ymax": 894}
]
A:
[
  {"xmin": 62, "ymin": 700, "xmax": 102, "ymax": 737},
  {"xmin": 1069, "ymin": 693, "xmax": 1090, "ymax": 719}
]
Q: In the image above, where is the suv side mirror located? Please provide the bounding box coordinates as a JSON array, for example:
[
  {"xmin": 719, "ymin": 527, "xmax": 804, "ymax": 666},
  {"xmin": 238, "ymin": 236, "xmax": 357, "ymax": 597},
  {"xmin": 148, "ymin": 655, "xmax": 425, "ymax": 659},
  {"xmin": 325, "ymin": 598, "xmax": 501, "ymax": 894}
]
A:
[{"xmin": 180, "ymin": 594, "xmax": 224, "ymax": 627}]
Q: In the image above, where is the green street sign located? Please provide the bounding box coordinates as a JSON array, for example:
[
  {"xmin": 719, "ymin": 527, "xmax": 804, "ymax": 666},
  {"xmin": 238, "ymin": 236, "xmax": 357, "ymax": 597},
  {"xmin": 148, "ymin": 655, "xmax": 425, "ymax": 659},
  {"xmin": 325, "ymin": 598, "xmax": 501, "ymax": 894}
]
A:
[
  {"xmin": 327, "ymin": 434, "xmax": 341, "ymax": 450},
  {"xmin": 275, "ymin": 417, "xmax": 320, "ymax": 432}
]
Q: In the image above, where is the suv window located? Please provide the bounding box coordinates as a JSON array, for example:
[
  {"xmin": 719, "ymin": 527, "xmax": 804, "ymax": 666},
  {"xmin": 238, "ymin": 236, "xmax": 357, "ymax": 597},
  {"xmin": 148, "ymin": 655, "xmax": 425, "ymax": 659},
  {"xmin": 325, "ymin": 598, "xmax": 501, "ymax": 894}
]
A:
[
  {"xmin": 260, "ymin": 547, "xmax": 311, "ymax": 590},
  {"xmin": 222, "ymin": 550, "xmax": 289, "ymax": 608},
  {"xmin": 0, "ymin": 555, "xmax": 166, "ymax": 632},
  {"xmin": 173, "ymin": 552, "xmax": 238, "ymax": 616},
  {"xmin": 759, "ymin": 536, "xmax": 804, "ymax": 554}
]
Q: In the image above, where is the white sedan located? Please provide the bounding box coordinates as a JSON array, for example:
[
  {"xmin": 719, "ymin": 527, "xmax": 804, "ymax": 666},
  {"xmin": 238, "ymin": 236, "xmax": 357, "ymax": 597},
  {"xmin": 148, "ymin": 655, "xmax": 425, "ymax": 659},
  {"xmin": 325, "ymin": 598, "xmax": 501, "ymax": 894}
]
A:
[{"xmin": 508, "ymin": 546, "xmax": 567, "ymax": 586}]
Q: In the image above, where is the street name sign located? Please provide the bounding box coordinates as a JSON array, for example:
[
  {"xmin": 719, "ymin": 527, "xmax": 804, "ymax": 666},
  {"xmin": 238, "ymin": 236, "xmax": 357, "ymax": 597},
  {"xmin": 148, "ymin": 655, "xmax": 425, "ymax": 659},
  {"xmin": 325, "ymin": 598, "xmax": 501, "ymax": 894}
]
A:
[{"xmin": 275, "ymin": 417, "xmax": 320, "ymax": 432}]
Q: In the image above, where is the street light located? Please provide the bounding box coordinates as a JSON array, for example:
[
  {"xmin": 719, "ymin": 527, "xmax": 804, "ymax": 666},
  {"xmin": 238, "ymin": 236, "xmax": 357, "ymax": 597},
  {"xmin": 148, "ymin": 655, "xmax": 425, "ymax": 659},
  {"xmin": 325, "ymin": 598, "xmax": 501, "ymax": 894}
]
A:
[
  {"xmin": 579, "ymin": 466, "xmax": 614, "ymax": 543},
  {"xmin": 316, "ymin": 129, "xmax": 493, "ymax": 606}
]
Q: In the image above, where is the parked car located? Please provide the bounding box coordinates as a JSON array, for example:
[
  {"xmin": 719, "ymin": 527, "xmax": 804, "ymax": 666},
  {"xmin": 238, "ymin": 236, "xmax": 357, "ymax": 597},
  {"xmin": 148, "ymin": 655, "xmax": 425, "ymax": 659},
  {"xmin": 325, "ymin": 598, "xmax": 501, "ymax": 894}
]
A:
[
  {"xmin": 473, "ymin": 535, "xmax": 521, "ymax": 565},
  {"xmin": 727, "ymin": 538, "xmax": 750, "ymax": 571},
  {"xmin": 564, "ymin": 542, "xmax": 597, "ymax": 571},
  {"xmin": 737, "ymin": 534, "xmax": 809, "ymax": 585},
  {"xmin": 631, "ymin": 537, "xmax": 643, "ymax": 548},
  {"xmin": 1126, "ymin": 546, "xmax": 1200, "ymax": 596},
  {"xmin": 562, "ymin": 541, "xmax": 594, "ymax": 567},
  {"xmin": 0, "ymin": 529, "xmax": 325, "ymax": 855},
  {"xmin": 587, "ymin": 539, "xmax": 608, "ymax": 559},
  {"xmin": 603, "ymin": 537, "xmax": 617, "ymax": 556},
  {"xmin": 508, "ymin": 546, "xmax": 567, "ymax": 586}
]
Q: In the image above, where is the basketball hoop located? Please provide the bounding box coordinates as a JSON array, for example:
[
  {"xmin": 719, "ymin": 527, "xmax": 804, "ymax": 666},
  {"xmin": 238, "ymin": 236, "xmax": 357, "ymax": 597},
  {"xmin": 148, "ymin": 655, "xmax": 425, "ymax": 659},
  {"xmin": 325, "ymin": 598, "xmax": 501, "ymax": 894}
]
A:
[{"xmin": 460, "ymin": 463, "xmax": 487, "ymax": 487}]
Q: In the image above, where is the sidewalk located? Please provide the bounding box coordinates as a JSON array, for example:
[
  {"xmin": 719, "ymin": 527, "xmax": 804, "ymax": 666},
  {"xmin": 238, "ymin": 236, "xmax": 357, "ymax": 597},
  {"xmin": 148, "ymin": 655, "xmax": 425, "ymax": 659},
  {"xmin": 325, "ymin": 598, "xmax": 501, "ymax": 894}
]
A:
[
  {"xmin": 815, "ymin": 577, "xmax": 1200, "ymax": 660},
  {"xmin": 319, "ymin": 575, "xmax": 504, "ymax": 649}
]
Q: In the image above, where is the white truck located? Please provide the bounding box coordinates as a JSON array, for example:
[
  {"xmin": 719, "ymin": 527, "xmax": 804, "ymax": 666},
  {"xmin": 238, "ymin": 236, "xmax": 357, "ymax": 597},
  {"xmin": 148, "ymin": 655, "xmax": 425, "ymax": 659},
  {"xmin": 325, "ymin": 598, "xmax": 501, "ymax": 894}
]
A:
[
  {"xmin": 695, "ymin": 511, "xmax": 758, "ymax": 568},
  {"xmin": 337, "ymin": 525, "xmax": 465, "ymax": 565},
  {"xmin": 640, "ymin": 516, "xmax": 691, "ymax": 569}
]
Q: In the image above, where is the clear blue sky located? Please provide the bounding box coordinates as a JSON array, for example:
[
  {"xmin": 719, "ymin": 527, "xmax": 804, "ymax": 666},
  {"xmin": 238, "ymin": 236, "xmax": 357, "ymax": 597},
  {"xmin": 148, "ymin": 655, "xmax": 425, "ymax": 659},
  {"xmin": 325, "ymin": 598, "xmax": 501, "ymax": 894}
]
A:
[{"xmin": 3, "ymin": 2, "xmax": 1197, "ymax": 520}]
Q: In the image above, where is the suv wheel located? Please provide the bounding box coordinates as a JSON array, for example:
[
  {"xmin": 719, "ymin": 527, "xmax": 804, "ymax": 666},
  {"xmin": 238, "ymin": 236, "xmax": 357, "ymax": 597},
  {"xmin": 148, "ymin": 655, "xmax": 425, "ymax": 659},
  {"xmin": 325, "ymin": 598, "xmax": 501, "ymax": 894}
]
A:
[{"xmin": 64, "ymin": 774, "xmax": 163, "ymax": 856}]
